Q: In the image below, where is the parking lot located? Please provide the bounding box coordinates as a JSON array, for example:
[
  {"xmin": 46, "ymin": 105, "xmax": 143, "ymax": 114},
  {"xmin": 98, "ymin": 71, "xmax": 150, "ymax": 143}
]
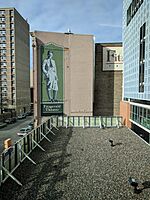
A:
[{"xmin": 0, "ymin": 116, "xmax": 33, "ymax": 152}]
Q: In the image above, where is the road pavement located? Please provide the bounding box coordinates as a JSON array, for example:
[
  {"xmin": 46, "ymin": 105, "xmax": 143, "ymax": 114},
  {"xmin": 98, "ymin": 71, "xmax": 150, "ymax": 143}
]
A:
[{"xmin": 0, "ymin": 116, "xmax": 33, "ymax": 152}]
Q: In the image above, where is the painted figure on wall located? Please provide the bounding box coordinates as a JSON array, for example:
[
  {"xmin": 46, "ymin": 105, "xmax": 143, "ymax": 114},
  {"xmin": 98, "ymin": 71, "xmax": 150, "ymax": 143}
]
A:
[{"xmin": 42, "ymin": 50, "xmax": 58, "ymax": 101}]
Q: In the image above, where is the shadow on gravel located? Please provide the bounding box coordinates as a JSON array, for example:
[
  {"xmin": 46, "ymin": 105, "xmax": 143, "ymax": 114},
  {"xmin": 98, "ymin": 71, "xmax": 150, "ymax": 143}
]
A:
[
  {"xmin": 142, "ymin": 181, "xmax": 150, "ymax": 190},
  {"xmin": 0, "ymin": 127, "xmax": 73, "ymax": 200}
]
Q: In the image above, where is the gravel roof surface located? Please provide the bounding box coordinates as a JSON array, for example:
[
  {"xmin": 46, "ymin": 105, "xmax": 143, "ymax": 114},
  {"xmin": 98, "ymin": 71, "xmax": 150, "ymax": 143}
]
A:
[{"xmin": 0, "ymin": 127, "xmax": 150, "ymax": 200}]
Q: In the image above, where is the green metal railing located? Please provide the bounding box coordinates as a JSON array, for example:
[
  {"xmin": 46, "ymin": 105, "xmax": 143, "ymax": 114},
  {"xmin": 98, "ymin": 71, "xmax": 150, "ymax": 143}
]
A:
[{"xmin": 51, "ymin": 116, "xmax": 123, "ymax": 128}]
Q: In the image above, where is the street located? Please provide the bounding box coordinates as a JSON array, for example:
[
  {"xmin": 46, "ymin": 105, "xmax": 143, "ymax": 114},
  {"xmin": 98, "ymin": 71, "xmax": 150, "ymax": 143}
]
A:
[{"xmin": 0, "ymin": 116, "xmax": 33, "ymax": 153}]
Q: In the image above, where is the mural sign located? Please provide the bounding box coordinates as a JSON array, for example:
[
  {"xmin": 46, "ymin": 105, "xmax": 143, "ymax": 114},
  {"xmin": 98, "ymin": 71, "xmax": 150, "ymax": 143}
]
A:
[{"xmin": 41, "ymin": 43, "xmax": 63, "ymax": 115}]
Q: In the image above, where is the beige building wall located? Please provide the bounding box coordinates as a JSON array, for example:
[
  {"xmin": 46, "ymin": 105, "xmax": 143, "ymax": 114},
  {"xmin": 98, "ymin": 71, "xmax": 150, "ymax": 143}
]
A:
[{"xmin": 31, "ymin": 31, "xmax": 94, "ymax": 124}]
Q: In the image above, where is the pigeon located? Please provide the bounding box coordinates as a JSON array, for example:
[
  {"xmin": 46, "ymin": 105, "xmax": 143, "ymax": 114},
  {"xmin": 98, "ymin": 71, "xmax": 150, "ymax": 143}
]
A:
[{"xmin": 109, "ymin": 139, "xmax": 114, "ymax": 146}]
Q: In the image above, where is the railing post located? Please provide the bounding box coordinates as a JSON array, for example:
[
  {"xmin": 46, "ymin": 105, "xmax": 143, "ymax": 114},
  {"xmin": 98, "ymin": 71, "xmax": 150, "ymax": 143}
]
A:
[
  {"xmin": 8, "ymin": 149, "xmax": 12, "ymax": 172},
  {"xmin": 23, "ymin": 137, "xmax": 26, "ymax": 154},
  {"xmin": 1, "ymin": 153, "xmax": 5, "ymax": 180},
  {"xmin": 15, "ymin": 143, "xmax": 18, "ymax": 167},
  {"xmin": 27, "ymin": 134, "xmax": 30, "ymax": 153}
]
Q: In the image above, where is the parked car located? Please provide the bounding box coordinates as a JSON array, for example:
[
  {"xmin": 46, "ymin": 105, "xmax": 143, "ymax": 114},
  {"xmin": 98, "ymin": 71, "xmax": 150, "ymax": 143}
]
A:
[
  {"xmin": 12, "ymin": 117, "xmax": 17, "ymax": 123},
  {"xmin": 17, "ymin": 127, "xmax": 31, "ymax": 136},
  {"xmin": 26, "ymin": 111, "xmax": 33, "ymax": 116},
  {"xmin": 17, "ymin": 114, "xmax": 26, "ymax": 120},
  {"xmin": 28, "ymin": 122, "xmax": 34, "ymax": 130},
  {"xmin": 5, "ymin": 118, "xmax": 14, "ymax": 124}
]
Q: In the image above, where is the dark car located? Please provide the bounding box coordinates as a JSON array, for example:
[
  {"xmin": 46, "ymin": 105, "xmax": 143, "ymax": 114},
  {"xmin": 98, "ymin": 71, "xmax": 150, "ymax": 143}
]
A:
[
  {"xmin": 12, "ymin": 117, "xmax": 17, "ymax": 123},
  {"xmin": 5, "ymin": 118, "xmax": 14, "ymax": 124}
]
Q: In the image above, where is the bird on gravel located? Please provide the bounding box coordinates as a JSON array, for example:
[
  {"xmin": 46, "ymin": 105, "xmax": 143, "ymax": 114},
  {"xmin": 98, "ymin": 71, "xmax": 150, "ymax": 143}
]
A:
[
  {"xmin": 128, "ymin": 177, "xmax": 142, "ymax": 194},
  {"xmin": 108, "ymin": 139, "xmax": 114, "ymax": 147}
]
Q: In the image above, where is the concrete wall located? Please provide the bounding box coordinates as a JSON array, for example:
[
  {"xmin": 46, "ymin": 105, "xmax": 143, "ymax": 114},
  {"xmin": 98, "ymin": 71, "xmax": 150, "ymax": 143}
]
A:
[
  {"xmin": 32, "ymin": 31, "xmax": 94, "ymax": 124},
  {"xmin": 14, "ymin": 9, "xmax": 30, "ymax": 114},
  {"xmin": 94, "ymin": 43, "xmax": 123, "ymax": 116}
]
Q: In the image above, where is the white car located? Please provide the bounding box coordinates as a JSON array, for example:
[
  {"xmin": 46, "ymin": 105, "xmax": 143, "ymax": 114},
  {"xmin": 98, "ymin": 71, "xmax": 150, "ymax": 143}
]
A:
[{"xmin": 17, "ymin": 127, "xmax": 31, "ymax": 136}]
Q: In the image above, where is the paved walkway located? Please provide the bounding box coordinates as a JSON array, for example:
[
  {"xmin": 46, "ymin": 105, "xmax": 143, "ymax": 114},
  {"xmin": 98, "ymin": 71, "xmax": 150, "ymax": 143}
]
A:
[{"xmin": 0, "ymin": 127, "xmax": 150, "ymax": 200}]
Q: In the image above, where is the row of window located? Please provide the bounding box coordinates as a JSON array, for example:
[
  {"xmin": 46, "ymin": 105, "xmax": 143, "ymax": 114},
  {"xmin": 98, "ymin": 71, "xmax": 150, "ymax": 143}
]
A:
[
  {"xmin": 0, "ymin": 55, "xmax": 15, "ymax": 60},
  {"xmin": 0, "ymin": 16, "xmax": 14, "ymax": 23},
  {"xmin": 0, "ymin": 30, "xmax": 14, "ymax": 34},
  {"xmin": 0, "ymin": 49, "xmax": 15, "ymax": 54},
  {"xmin": 0, "ymin": 42, "xmax": 14, "ymax": 48},
  {"xmin": 0, "ymin": 68, "xmax": 15, "ymax": 73},
  {"xmin": 0, "ymin": 62, "xmax": 15, "ymax": 67},
  {"xmin": 0, "ymin": 36, "xmax": 14, "ymax": 41},
  {"xmin": 130, "ymin": 104, "xmax": 150, "ymax": 130},
  {"xmin": 0, "ymin": 23, "xmax": 14, "ymax": 29},
  {"xmin": 0, "ymin": 10, "xmax": 14, "ymax": 15},
  {"xmin": 1, "ymin": 81, "xmax": 15, "ymax": 87},
  {"xmin": 127, "ymin": 0, "xmax": 144, "ymax": 25},
  {"xmin": 139, "ymin": 23, "xmax": 146, "ymax": 93}
]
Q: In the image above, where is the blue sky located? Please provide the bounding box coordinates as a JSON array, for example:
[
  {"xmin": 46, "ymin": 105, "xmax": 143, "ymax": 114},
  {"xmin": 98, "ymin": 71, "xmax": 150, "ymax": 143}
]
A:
[{"xmin": 1, "ymin": 0, "xmax": 123, "ymax": 42}]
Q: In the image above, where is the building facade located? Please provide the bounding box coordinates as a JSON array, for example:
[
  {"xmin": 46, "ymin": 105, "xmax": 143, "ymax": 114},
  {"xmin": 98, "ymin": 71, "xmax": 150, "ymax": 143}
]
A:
[
  {"xmin": 31, "ymin": 31, "xmax": 94, "ymax": 125},
  {"xmin": 94, "ymin": 43, "xmax": 123, "ymax": 116},
  {"xmin": 0, "ymin": 8, "xmax": 30, "ymax": 115},
  {"xmin": 121, "ymin": 0, "xmax": 150, "ymax": 143}
]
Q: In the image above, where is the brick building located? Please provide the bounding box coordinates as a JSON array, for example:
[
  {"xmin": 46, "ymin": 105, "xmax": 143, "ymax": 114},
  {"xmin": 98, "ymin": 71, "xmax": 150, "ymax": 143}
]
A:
[{"xmin": 94, "ymin": 43, "xmax": 123, "ymax": 116}]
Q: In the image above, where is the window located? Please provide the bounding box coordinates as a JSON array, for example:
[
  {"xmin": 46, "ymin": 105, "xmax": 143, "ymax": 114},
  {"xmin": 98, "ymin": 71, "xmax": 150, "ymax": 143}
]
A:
[
  {"xmin": 1, "ymin": 62, "xmax": 6, "ymax": 66},
  {"xmin": 0, "ymin": 30, "xmax": 6, "ymax": 34},
  {"xmin": 2, "ymin": 82, "xmax": 7, "ymax": 87},
  {"xmin": 0, "ymin": 49, "xmax": 6, "ymax": 54},
  {"xmin": 11, "ymin": 36, "xmax": 14, "ymax": 42},
  {"xmin": 10, "ymin": 30, "xmax": 14, "ymax": 35},
  {"xmin": 0, "ymin": 36, "xmax": 6, "ymax": 41},
  {"xmin": 139, "ymin": 23, "xmax": 146, "ymax": 93},
  {"xmin": 1, "ymin": 74, "xmax": 7, "ymax": 79},
  {"xmin": 10, "ymin": 23, "xmax": 14, "ymax": 29},
  {"xmin": 0, "ymin": 11, "xmax": 5, "ymax": 15},
  {"xmin": 0, "ymin": 24, "xmax": 5, "ymax": 28},
  {"xmin": 1, "ymin": 55, "xmax": 6, "ymax": 60},
  {"xmin": 0, "ymin": 17, "xmax": 5, "ymax": 22},
  {"xmin": 11, "ymin": 55, "xmax": 15, "ymax": 61},
  {"xmin": 12, "ymin": 68, "xmax": 15, "ymax": 73},
  {"xmin": 127, "ymin": 0, "xmax": 144, "ymax": 25},
  {"xmin": 1, "ymin": 68, "xmax": 7, "ymax": 73},
  {"xmin": 0, "ymin": 43, "xmax": 6, "ymax": 47},
  {"xmin": 11, "ymin": 49, "xmax": 14, "ymax": 54},
  {"xmin": 10, "ymin": 16, "xmax": 14, "ymax": 22},
  {"xmin": 11, "ymin": 43, "xmax": 14, "ymax": 48},
  {"xmin": 10, "ymin": 10, "xmax": 13, "ymax": 15},
  {"xmin": 11, "ymin": 62, "xmax": 15, "ymax": 67}
]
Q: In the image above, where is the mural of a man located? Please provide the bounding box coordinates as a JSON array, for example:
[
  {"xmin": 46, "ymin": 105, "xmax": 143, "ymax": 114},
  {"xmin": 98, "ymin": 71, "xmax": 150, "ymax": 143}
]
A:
[{"xmin": 42, "ymin": 50, "xmax": 58, "ymax": 101}]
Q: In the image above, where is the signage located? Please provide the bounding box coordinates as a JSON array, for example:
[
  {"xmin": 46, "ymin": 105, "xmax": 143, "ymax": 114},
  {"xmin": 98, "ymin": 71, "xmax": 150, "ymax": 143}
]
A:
[
  {"xmin": 41, "ymin": 43, "xmax": 64, "ymax": 115},
  {"xmin": 103, "ymin": 46, "xmax": 123, "ymax": 71}
]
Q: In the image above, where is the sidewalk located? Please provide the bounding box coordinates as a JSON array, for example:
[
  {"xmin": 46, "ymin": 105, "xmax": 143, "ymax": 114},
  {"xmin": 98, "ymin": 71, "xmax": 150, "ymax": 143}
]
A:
[{"xmin": 0, "ymin": 127, "xmax": 150, "ymax": 200}]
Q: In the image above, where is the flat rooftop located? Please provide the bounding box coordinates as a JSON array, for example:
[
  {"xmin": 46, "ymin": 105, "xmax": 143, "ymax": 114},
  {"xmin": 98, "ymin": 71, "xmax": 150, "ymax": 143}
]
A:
[{"xmin": 1, "ymin": 127, "xmax": 150, "ymax": 200}]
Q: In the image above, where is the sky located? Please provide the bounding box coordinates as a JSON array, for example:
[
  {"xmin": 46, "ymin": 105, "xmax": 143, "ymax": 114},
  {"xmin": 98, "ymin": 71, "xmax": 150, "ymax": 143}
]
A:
[{"xmin": 0, "ymin": 0, "xmax": 123, "ymax": 43}]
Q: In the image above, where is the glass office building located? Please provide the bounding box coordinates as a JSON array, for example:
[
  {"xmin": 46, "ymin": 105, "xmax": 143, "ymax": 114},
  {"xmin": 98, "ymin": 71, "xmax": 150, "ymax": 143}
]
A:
[{"xmin": 122, "ymin": 0, "xmax": 150, "ymax": 143}]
